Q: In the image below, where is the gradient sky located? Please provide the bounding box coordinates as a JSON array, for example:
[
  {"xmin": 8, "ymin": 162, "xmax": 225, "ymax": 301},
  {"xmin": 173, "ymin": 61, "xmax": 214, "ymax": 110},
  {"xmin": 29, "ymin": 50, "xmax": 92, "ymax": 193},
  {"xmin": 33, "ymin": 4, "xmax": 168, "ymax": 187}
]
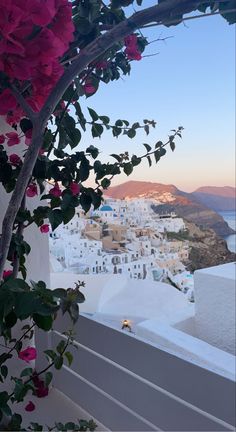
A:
[{"xmin": 79, "ymin": 5, "xmax": 235, "ymax": 192}]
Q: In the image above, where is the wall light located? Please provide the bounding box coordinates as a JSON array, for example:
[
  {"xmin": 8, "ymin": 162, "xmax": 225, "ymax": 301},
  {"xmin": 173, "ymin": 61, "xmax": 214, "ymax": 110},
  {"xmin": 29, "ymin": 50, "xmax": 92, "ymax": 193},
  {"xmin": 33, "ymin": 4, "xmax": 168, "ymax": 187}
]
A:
[{"xmin": 121, "ymin": 319, "xmax": 132, "ymax": 332}]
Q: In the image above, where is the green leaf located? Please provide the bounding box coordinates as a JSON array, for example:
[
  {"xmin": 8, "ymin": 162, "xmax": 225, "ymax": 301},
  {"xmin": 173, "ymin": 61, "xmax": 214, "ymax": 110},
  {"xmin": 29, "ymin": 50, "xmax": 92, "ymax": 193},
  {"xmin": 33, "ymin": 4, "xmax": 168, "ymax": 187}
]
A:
[
  {"xmin": 64, "ymin": 351, "xmax": 73, "ymax": 367},
  {"xmin": 0, "ymin": 403, "xmax": 12, "ymax": 417},
  {"xmin": 48, "ymin": 209, "xmax": 63, "ymax": 231},
  {"xmin": 131, "ymin": 155, "xmax": 141, "ymax": 166},
  {"xmin": 101, "ymin": 178, "xmax": 111, "ymax": 189},
  {"xmin": 112, "ymin": 126, "xmax": 122, "ymax": 137},
  {"xmin": 80, "ymin": 193, "xmax": 92, "ymax": 213},
  {"xmin": 44, "ymin": 350, "xmax": 57, "ymax": 361},
  {"xmin": 155, "ymin": 141, "xmax": 163, "ymax": 148},
  {"xmin": 62, "ymin": 207, "xmax": 75, "ymax": 225},
  {"xmin": 54, "ymin": 356, "xmax": 63, "ymax": 370},
  {"xmin": 1, "ymin": 365, "xmax": 8, "ymax": 379},
  {"xmin": 110, "ymin": 153, "xmax": 121, "ymax": 162},
  {"xmin": 88, "ymin": 107, "xmax": 99, "ymax": 121},
  {"xmin": 147, "ymin": 155, "xmax": 152, "ymax": 167},
  {"xmin": 67, "ymin": 128, "xmax": 81, "ymax": 149},
  {"xmin": 56, "ymin": 340, "xmax": 66, "ymax": 355},
  {"xmin": 92, "ymin": 123, "xmax": 104, "ymax": 138},
  {"xmin": 20, "ymin": 367, "xmax": 33, "ymax": 378},
  {"xmin": 127, "ymin": 128, "xmax": 136, "ymax": 139},
  {"xmin": 154, "ymin": 150, "xmax": 160, "ymax": 163},
  {"xmin": 0, "ymin": 353, "xmax": 12, "ymax": 366},
  {"xmin": 170, "ymin": 141, "xmax": 175, "ymax": 151},
  {"xmin": 79, "ymin": 157, "xmax": 90, "ymax": 182},
  {"xmin": 20, "ymin": 118, "xmax": 33, "ymax": 134},
  {"xmin": 99, "ymin": 115, "xmax": 110, "ymax": 124},
  {"xmin": 70, "ymin": 302, "xmax": 79, "ymax": 323},
  {"xmin": 33, "ymin": 314, "xmax": 53, "ymax": 331},
  {"xmin": 143, "ymin": 143, "xmax": 152, "ymax": 152},
  {"xmin": 86, "ymin": 145, "xmax": 99, "ymax": 159},
  {"xmin": 123, "ymin": 163, "xmax": 133, "ymax": 176},
  {"xmin": 45, "ymin": 372, "xmax": 53, "ymax": 387}
]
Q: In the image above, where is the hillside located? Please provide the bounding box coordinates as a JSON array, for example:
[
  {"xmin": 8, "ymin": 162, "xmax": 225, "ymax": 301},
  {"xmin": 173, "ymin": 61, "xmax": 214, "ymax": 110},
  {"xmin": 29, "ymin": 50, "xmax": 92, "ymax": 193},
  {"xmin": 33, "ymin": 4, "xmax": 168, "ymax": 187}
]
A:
[
  {"xmin": 167, "ymin": 221, "xmax": 235, "ymax": 272},
  {"xmin": 192, "ymin": 186, "xmax": 235, "ymax": 211},
  {"xmin": 106, "ymin": 181, "xmax": 235, "ymax": 237}
]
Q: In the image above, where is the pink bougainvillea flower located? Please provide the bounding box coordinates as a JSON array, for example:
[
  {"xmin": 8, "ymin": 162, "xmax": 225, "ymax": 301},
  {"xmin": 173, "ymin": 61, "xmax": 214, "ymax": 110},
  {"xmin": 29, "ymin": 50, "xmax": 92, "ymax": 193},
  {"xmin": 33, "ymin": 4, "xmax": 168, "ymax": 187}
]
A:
[
  {"xmin": 40, "ymin": 224, "xmax": 50, "ymax": 233},
  {"xmin": 124, "ymin": 33, "xmax": 142, "ymax": 61},
  {"xmin": 83, "ymin": 80, "xmax": 96, "ymax": 95},
  {"xmin": 49, "ymin": 182, "xmax": 61, "ymax": 197},
  {"xmin": 0, "ymin": 89, "xmax": 17, "ymax": 115},
  {"xmin": 3, "ymin": 269, "xmax": 13, "ymax": 278},
  {"xmin": 18, "ymin": 347, "xmax": 37, "ymax": 363},
  {"xmin": 35, "ymin": 384, "xmax": 49, "ymax": 398},
  {"xmin": 70, "ymin": 182, "xmax": 80, "ymax": 196},
  {"xmin": 0, "ymin": 134, "xmax": 5, "ymax": 144},
  {"xmin": 32, "ymin": 373, "xmax": 49, "ymax": 398},
  {"xmin": 6, "ymin": 132, "xmax": 20, "ymax": 146},
  {"xmin": 125, "ymin": 46, "xmax": 142, "ymax": 61},
  {"xmin": 9, "ymin": 153, "xmax": 21, "ymax": 165},
  {"xmin": 26, "ymin": 183, "xmax": 38, "ymax": 198},
  {"xmin": 25, "ymin": 401, "xmax": 35, "ymax": 412},
  {"xmin": 124, "ymin": 34, "xmax": 138, "ymax": 47}
]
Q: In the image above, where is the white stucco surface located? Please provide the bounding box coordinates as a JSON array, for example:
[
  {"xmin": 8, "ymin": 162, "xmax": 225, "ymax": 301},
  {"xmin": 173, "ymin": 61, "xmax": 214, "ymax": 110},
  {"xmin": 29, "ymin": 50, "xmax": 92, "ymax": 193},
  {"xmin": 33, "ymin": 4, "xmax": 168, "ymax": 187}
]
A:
[
  {"xmin": 136, "ymin": 320, "xmax": 236, "ymax": 380},
  {"xmin": 97, "ymin": 277, "xmax": 194, "ymax": 321},
  {"xmin": 194, "ymin": 263, "xmax": 236, "ymax": 355}
]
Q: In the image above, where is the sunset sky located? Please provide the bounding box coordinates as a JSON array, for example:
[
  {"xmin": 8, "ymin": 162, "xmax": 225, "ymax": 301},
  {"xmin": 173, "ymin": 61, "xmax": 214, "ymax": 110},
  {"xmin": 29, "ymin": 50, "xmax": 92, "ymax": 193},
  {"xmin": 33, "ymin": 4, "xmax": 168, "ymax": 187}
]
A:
[{"xmin": 80, "ymin": 6, "xmax": 235, "ymax": 193}]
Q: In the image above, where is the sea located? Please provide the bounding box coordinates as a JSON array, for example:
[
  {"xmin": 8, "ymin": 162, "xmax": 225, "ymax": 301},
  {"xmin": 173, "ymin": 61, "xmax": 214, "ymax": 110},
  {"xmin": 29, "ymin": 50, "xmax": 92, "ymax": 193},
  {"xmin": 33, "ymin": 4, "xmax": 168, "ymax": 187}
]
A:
[{"xmin": 218, "ymin": 210, "xmax": 236, "ymax": 253}]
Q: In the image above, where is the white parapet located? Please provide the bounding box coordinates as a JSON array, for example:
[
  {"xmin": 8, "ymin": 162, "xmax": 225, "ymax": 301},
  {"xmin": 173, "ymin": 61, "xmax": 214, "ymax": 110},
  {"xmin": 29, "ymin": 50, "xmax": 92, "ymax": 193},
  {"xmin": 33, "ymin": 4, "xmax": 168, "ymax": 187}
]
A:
[{"xmin": 194, "ymin": 262, "xmax": 236, "ymax": 355}]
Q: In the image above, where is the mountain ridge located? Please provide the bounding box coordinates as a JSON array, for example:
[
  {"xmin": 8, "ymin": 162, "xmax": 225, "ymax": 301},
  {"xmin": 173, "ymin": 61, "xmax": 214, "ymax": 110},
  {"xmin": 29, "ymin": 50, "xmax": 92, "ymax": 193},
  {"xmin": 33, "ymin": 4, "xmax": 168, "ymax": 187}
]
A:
[{"xmin": 105, "ymin": 180, "xmax": 235, "ymax": 237}]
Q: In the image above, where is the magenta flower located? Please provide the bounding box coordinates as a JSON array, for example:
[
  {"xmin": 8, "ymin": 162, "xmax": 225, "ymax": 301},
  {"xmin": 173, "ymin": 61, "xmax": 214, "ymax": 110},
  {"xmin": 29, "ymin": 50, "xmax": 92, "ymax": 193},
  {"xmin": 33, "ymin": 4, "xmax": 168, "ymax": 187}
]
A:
[
  {"xmin": 40, "ymin": 224, "xmax": 50, "ymax": 233},
  {"xmin": 6, "ymin": 132, "xmax": 20, "ymax": 146},
  {"xmin": 25, "ymin": 401, "xmax": 35, "ymax": 412},
  {"xmin": 0, "ymin": 134, "xmax": 5, "ymax": 144},
  {"xmin": 49, "ymin": 182, "xmax": 62, "ymax": 197},
  {"xmin": 83, "ymin": 80, "xmax": 96, "ymax": 95},
  {"xmin": 26, "ymin": 183, "xmax": 38, "ymax": 198},
  {"xmin": 18, "ymin": 347, "xmax": 37, "ymax": 363},
  {"xmin": 32, "ymin": 373, "xmax": 49, "ymax": 398},
  {"xmin": 70, "ymin": 182, "xmax": 80, "ymax": 196},
  {"xmin": 3, "ymin": 269, "xmax": 13, "ymax": 279},
  {"xmin": 9, "ymin": 154, "xmax": 21, "ymax": 165}
]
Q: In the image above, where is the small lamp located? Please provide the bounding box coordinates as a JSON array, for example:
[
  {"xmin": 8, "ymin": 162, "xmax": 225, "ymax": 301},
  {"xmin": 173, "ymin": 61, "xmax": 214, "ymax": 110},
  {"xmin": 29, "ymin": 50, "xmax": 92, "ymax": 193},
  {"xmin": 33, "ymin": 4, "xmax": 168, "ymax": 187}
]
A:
[{"xmin": 122, "ymin": 319, "xmax": 132, "ymax": 332}]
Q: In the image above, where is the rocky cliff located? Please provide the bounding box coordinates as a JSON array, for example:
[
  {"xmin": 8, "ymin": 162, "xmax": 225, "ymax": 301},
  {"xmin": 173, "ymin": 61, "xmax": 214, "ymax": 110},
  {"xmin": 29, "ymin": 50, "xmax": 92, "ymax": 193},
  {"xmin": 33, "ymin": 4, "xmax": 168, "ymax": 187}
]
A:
[{"xmin": 175, "ymin": 221, "xmax": 236, "ymax": 272}]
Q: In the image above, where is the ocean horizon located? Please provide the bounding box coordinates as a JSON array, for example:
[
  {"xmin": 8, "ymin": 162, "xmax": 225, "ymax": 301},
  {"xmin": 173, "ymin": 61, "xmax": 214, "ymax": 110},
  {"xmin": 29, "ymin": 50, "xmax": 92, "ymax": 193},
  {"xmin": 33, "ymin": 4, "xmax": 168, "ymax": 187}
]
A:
[{"xmin": 218, "ymin": 210, "xmax": 236, "ymax": 253}]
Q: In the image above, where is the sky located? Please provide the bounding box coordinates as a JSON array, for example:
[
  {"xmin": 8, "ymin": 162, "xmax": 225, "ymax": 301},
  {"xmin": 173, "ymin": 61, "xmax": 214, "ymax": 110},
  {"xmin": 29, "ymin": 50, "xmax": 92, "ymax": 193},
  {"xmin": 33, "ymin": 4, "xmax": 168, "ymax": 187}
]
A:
[{"xmin": 79, "ymin": 4, "xmax": 235, "ymax": 192}]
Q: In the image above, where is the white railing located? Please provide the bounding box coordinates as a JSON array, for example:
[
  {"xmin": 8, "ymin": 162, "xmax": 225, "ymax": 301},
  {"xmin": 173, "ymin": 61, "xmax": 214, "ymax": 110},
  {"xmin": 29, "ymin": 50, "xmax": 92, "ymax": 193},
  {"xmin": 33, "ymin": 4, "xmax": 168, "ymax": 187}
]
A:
[{"xmin": 36, "ymin": 314, "xmax": 236, "ymax": 431}]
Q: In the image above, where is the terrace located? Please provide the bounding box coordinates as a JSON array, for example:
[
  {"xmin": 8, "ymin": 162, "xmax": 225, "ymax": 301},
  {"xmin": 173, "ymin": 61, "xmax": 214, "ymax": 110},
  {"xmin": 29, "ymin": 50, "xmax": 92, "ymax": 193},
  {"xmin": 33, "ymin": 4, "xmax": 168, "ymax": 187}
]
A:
[{"xmin": 2, "ymin": 263, "xmax": 235, "ymax": 431}]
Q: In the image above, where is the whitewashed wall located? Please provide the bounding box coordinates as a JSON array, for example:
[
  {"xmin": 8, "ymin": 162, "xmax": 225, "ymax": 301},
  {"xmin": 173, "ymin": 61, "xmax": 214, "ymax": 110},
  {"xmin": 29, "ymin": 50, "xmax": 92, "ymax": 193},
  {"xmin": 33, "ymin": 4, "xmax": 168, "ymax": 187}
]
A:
[{"xmin": 194, "ymin": 263, "xmax": 236, "ymax": 355}]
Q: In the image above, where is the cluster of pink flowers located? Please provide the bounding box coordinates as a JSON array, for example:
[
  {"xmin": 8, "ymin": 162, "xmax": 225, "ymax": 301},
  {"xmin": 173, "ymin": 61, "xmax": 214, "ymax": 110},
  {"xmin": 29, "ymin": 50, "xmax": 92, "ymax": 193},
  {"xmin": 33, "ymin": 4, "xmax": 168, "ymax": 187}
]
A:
[
  {"xmin": 0, "ymin": 0, "xmax": 74, "ymax": 123},
  {"xmin": 0, "ymin": 132, "xmax": 20, "ymax": 146},
  {"xmin": 49, "ymin": 181, "xmax": 80, "ymax": 197},
  {"xmin": 124, "ymin": 34, "xmax": 142, "ymax": 61}
]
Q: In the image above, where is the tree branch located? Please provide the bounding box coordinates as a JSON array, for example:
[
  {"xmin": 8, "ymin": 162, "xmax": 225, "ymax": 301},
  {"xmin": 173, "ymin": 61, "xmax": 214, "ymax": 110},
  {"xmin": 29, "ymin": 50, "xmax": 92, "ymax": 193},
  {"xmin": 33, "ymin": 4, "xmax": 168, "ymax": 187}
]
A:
[
  {"xmin": 0, "ymin": 0, "xmax": 230, "ymax": 278},
  {"xmin": 0, "ymin": 124, "xmax": 44, "ymax": 278},
  {"xmin": 9, "ymin": 85, "xmax": 36, "ymax": 121}
]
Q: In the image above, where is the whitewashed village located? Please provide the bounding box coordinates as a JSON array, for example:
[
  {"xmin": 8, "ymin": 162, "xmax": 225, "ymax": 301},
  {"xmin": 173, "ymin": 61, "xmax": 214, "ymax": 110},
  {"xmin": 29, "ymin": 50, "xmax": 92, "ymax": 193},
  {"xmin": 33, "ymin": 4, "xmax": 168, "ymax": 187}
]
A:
[
  {"xmin": 50, "ymin": 197, "xmax": 193, "ymax": 296},
  {"xmin": 49, "ymin": 196, "xmax": 235, "ymax": 380}
]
